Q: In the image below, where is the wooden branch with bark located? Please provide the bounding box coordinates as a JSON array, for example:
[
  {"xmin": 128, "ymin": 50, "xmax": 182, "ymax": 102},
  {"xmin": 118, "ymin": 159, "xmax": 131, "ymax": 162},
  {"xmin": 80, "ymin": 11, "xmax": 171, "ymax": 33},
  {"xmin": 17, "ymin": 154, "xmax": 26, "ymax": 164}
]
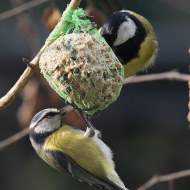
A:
[
  {"xmin": 137, "ymin": 169, "xmax": 190, "ymax": 190},
  {"xmin": 0, "ymin": 0, "xmax": 81, "ymax": 111}
]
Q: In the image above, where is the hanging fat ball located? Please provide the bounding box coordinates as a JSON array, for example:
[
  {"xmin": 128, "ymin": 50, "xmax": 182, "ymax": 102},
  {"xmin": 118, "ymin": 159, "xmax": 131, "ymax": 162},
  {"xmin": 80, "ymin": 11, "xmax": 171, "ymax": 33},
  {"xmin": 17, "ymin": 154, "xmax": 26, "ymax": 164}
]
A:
[
  {"xmin": 29, "ymin": 106, "xmax": 128, "ymax": 190},
  {"xmin": 100, "ymin": 10, "xmax": 158, "ymax": 78},
  {"xmin": 39, "ymin": 8, "xmax": 124, "ymax": 116}
]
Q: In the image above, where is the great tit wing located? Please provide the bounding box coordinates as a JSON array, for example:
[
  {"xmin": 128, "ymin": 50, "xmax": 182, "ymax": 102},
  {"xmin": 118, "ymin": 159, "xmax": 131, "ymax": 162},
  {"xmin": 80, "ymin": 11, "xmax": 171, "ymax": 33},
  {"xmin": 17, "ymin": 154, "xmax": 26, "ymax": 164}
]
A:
[{"xmin": 45, "ymin": 150, "xmax": 125, "ymax": 190}]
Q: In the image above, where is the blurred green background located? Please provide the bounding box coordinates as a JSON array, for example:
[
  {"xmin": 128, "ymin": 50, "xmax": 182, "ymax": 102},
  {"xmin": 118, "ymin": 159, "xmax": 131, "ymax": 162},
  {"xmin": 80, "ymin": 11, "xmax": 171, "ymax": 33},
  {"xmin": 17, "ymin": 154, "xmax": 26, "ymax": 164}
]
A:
[{"xmin": 1, "ymin": 0, "xmax": 190, "ymax": 190}]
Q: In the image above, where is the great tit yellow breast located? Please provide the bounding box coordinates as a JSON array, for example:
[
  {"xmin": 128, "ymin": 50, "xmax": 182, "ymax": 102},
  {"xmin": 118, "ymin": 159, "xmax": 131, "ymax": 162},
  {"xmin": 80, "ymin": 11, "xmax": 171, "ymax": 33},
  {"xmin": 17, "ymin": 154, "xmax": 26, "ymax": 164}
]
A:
[{"xmin": 43, "ymin": 125, "xmax": 114, "ymax": 178}]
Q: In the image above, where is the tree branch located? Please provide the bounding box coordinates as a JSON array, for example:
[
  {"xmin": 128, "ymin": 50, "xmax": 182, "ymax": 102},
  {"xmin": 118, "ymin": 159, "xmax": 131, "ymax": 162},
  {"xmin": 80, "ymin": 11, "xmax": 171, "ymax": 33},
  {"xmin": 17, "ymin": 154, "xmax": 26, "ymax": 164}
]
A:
[
  {"xmin": 0, "ymin": 0, "xmax": 81, "ymax": 111},
  {"xmin": 137, "ymin": 169, "xmax": 190, "ymax": 190},
  {"xmin": 124, "ymin": 70, "xmax": 190, "ymax": 85},
  {"xmin": 0, "ymin": 44, "xmax": 46, "ymax": 111},
  {"xmin": 0, "ymin": 0, "xmax": 51, "ymax": 21},
  {"xmin": 0, "ymin": 128, "xmax": 29, "ymax": 150}
]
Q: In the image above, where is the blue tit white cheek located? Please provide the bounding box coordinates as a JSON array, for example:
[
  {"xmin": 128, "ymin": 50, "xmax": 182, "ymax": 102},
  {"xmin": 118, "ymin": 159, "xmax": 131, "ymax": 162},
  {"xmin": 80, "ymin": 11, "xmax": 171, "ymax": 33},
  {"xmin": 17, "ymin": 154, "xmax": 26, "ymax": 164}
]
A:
[
  {"xmin": 33, "ymin": 115, "xmax": 61, "ymax": 134},
  {"xmin": 113, "ymin": 17, "xmax": 137, "ymax": 46}
]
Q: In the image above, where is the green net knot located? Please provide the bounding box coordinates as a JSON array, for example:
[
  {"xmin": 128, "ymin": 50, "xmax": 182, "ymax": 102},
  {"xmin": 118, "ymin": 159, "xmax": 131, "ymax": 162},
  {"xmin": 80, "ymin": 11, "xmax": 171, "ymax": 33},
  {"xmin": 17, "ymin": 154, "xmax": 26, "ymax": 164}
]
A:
[
  {"xmin": 46, "ymin": 5, "xmax": 75, "ymax": 42},
  {"xmin": 72, "ymin": 8, "xmax": 95, "ymax": 33},
  {"xmin": 46, "ymin": 7, "xmax": 96, "ymax": 42}
]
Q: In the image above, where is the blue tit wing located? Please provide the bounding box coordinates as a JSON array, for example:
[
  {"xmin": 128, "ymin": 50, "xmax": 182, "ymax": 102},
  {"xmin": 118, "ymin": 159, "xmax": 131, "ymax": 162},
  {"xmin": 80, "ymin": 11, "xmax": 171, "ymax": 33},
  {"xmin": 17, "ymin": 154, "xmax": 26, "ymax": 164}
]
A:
[{"xmin": 45, "ymin": 150, "xmax": 126, "ymax": 190}]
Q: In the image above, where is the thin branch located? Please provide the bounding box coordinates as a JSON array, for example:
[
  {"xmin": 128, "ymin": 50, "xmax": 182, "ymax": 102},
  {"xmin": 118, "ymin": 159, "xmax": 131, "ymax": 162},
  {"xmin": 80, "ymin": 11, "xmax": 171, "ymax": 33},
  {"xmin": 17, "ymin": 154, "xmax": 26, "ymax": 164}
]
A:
[
  {"xmin": 168, "ymin": 180, "xmax": 174, "ymax": 190},
  {"xmin": 10, "ymin": 0, "xmax": 41, "ymax": 55},
  {"xmin": 0, "ymin": 0, "xmax": 51, "ymax": 21},
  {"xmin": 0, "ymin": 0, "xmax": 81, "ymax": 111},
  {"xmin": 157, "ymin": 0, "xmax": 190, "ymax": 15},
  {"xmin": 124, "ymin": 70, "xmax": 190, "ymax": 85},
  {"xmin": 188, "ymin": 81, "xmax": 190, "ymax": 126},
  {"xmin": 137, "ymin": 169, "xmax": 190, "ymax": 190},
  {"xmin": 0, "ymin": 128, "xmax": 29, "ymax": 150},
  {"xmin": 69, "ymin": 0, "xmax": 81, "ymax": 9},
  {"xmin": 0, "ymin": 44, "xmax": 46, "ymax": 111}
]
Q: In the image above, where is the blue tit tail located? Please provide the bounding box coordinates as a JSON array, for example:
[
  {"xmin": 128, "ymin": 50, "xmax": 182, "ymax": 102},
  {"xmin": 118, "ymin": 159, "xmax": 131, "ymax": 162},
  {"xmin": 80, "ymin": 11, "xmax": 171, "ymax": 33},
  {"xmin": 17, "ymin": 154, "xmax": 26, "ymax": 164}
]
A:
[{"xmin": 45, "ymin": 149, "xmax": 128, "ymax": 190}]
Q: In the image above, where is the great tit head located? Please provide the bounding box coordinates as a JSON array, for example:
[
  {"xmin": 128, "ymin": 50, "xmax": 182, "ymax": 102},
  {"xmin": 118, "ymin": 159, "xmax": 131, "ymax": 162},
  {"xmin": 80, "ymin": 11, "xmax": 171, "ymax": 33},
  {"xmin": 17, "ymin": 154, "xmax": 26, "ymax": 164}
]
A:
[{"xmin": 100, "ymin": 10, "xmax": 156, "ymax": 65}]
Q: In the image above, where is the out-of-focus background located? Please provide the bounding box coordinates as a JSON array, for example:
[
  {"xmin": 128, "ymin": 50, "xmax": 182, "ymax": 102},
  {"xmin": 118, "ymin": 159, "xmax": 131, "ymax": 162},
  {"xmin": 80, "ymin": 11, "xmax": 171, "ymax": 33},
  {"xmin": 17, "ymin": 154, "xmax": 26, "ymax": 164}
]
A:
[{"xmin": 0, "ymin": 0, "xmax": 190, "ymax": 190}]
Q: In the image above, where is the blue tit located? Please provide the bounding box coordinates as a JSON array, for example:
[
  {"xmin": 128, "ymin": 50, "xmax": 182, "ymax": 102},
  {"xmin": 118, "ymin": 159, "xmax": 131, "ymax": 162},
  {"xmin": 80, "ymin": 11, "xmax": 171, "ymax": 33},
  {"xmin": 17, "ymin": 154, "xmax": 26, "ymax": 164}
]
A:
[
  {"xmin": 29, "ymin": 106, "xmax": 128, "ymax": 190},
  {"xmin": 100, "ymin": 10, "xmax": 158, "ymax": 78}
]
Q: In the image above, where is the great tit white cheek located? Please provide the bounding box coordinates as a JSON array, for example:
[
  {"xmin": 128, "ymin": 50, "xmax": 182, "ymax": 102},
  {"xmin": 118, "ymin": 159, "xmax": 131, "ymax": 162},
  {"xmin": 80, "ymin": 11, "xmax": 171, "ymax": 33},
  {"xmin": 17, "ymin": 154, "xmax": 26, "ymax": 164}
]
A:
[{"xmin": 114, "ymin": 18, "xmax": 137, "ymax": 46}]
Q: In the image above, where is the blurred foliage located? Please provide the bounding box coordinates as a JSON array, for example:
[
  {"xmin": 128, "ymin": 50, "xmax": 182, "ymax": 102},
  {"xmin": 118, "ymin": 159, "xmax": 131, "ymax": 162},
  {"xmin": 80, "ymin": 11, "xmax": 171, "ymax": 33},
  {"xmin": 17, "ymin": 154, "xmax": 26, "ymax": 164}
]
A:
[{"xmin": 0, "ymin": 0, "xmax": 190, "ymax": 190}]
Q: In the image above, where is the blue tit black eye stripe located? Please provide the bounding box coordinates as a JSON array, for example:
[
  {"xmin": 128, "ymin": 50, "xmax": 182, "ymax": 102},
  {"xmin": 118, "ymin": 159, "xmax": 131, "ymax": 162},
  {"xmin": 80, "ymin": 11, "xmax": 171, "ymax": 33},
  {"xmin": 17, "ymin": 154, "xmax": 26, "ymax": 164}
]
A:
[{"xmin": 30, "ymin": 108, "xmax": 60, "ymax": 128}]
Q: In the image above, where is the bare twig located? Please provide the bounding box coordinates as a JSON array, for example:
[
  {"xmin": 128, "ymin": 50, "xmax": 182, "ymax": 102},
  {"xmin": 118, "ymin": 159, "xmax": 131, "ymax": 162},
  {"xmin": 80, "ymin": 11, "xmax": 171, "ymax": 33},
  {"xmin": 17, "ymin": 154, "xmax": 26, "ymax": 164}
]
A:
[
  {"xmin": 188, "ymin": 81, "xmax": 190, "ymax": 126},
  {"xmin": 124, "ymin": 70, "xmax": 190, "ymax": 85},
  {"xmin": 137, "ymin": 169, "xmax": 190, "ymax": 190},
  {"xmin": 157, "ymin": 0, "xmax": 190, "ymax": 15},
  {"xmin": 69, "ymin": 0, "xmax": 81, "ymax": 9},
  {"xmin": 0, "ymin": 0, "xmax": 51, "ymax": 21},
  {"xmin": 168, "ymin": 180, "xmax": 174, "ymax": 190},
  {"xmin": 0, "ymin": 0, "xmax": 81, "ymax": 111},
  {"xmin": 0, "ymin": 44, "xmax": 45, "ymax": 111},
  {"xmin": 0, "ymin": 128, "xmax": 29, "ymax": 150},
  {"xmin": 10, "ymin": 0, "xmax": 41, "ymax": 55}
]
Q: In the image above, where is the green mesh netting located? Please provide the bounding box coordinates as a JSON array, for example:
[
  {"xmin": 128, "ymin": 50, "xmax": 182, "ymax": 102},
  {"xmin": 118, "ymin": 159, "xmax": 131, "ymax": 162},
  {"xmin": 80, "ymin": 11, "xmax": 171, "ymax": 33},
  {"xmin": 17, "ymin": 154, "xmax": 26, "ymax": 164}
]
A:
[{"xmin": 39, "ymin": 6, "xmax": 124, "ymax": 116}]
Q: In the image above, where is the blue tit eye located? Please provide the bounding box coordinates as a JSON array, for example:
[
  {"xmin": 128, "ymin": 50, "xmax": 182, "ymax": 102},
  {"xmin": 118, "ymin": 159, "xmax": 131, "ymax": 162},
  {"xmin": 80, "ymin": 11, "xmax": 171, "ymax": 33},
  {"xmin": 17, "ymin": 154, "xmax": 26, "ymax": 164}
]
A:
[
  {"xmin": 30, "ymin": 108, "xmax": 60, "ymax": 130},
  {"xmin": 45, "ymin": 111, "xmax": 59, "ymax": 118}
]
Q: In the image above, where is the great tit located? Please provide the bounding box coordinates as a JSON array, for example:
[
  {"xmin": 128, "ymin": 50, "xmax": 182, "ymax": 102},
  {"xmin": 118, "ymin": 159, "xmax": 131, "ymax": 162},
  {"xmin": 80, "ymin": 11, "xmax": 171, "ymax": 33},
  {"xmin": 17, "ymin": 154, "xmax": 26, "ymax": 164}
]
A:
[
  {"xmin": 29, "ymin": 106, "xmax": 128, "ymax": 190},
  {"xmin": 100, "ymin": 10, "xmax": 158, "ymax": 78}
]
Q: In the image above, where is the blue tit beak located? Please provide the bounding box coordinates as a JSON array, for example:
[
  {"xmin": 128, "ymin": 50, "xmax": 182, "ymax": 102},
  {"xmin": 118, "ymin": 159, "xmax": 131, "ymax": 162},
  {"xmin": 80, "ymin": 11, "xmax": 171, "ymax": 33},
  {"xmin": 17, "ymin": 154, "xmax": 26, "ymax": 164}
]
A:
[{"xmin": 59, "ymin": 105, "xmax": 73, "ymax": 115}]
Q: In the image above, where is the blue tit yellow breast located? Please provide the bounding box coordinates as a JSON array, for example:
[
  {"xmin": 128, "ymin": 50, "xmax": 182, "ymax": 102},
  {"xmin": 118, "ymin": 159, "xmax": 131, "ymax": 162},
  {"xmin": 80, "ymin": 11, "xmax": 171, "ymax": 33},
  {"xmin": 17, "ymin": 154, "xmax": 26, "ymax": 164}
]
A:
[{"xmin": 42, "ymin": 125, "xmax": 114, "ymax": 178}]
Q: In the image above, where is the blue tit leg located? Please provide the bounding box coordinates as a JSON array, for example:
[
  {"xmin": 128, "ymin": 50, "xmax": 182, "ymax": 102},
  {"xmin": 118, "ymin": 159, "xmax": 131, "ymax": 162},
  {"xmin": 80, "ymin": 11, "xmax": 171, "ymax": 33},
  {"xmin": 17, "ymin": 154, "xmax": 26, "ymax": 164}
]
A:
[
  {"xmin": 79, "ymin": 113, "xmax": 102, "ymax": 139},
  {"xmin": 65, "ymin": 103, "xmax": 102, "ymax": 138}
]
